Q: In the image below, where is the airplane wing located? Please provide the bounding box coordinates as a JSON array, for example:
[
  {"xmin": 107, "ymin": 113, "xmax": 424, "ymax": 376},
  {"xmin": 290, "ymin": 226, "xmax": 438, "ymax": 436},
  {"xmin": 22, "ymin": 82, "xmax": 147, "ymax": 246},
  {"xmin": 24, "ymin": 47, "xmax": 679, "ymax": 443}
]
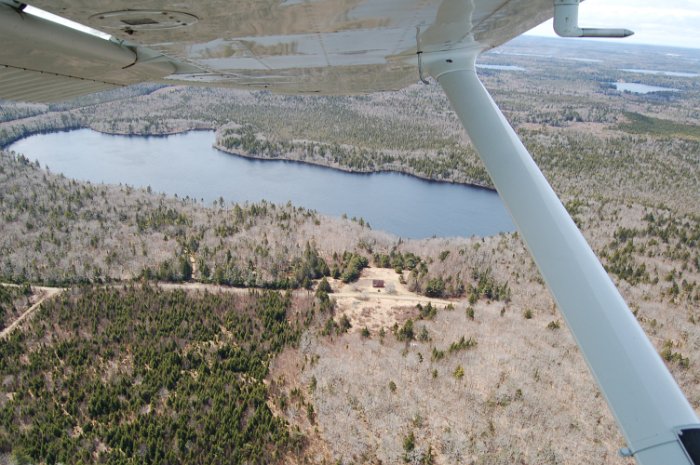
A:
[
  {"xmin": 1, "ymin": 1, "xmax": 699, "ymax": 465},
  {"xmin": 0, "ymin": 0, "xmax": 551, "ymax": 100}
]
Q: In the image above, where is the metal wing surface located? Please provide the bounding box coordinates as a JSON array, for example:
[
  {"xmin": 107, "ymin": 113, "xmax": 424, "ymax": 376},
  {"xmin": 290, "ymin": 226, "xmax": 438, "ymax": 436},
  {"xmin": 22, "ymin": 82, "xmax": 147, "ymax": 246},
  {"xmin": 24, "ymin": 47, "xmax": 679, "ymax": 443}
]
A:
[{"xmin": 0, "ymin": 0, "xmax": 551, "ymax": 101}]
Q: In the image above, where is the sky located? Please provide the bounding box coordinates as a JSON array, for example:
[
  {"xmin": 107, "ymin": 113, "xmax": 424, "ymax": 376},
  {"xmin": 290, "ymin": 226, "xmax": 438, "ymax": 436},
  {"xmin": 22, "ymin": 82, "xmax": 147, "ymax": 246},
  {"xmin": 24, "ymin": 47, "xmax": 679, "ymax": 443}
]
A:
[{"xmin": 525, "ymin": 0, "xmax": 700, "ymax": 49}]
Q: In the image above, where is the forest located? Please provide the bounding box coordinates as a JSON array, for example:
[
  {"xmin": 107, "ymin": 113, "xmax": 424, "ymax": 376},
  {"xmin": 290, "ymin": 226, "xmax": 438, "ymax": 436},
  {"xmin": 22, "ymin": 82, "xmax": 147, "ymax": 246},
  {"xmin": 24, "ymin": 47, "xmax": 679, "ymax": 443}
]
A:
[{"xmin": 0, "ymin": 286, "xmax": 310, "ymax": 464}]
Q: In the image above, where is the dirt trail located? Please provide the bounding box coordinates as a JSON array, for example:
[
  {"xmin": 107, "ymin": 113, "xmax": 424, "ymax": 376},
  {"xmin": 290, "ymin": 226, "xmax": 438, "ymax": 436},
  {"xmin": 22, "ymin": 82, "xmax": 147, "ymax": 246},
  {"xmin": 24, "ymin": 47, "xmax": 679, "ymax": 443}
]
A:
[
  {"xmin": 0, "ymin": 285, "xmax": 64, "ymax": 339},
  {"xmin": 1, "ymin": 267, "xmax": 463, "ymax": 338}
]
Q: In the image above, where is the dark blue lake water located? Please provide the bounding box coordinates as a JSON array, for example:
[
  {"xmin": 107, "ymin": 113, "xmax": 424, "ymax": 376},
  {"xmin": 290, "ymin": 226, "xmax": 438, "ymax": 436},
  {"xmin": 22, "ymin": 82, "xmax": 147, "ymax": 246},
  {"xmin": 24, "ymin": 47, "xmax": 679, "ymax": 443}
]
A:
[{"xmin": 8, "ymin": 129, "xmax": 514, "ymax": 239}]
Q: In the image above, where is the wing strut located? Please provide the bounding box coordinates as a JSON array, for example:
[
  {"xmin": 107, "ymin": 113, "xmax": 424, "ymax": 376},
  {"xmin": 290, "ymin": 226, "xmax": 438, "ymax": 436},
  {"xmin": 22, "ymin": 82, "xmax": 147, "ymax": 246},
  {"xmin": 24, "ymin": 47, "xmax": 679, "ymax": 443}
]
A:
[{"xmin": 424, "ymin": 50, "xmax": 699, "ymax": 465}]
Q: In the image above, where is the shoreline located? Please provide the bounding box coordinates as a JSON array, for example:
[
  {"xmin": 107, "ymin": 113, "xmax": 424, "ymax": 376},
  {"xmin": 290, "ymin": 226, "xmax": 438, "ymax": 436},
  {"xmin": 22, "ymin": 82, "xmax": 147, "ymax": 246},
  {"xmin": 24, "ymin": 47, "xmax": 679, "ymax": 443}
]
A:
[
  {"xmin": 211, "ymin": 142, "xmax": 496, "ymax": 192},
  {"xmin": 89, "ymin": 125, "xmax": 215, "ymax": 138}
]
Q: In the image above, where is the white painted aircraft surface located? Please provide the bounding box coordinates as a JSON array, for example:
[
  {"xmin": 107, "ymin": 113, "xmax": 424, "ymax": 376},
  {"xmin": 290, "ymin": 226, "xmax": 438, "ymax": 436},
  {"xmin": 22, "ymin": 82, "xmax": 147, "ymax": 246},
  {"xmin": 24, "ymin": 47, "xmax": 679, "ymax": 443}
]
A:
[{"xmin": 0, "ymin": 1, "xmax": 698, "ymax": 463}]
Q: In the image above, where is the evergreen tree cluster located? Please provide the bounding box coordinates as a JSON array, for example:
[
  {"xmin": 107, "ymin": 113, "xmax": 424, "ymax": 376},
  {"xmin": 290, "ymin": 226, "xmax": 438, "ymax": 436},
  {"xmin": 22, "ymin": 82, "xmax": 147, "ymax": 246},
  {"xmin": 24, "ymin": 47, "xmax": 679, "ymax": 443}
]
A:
[{"xmin": 0, "ymin": 286, "xmax": 305, "ymax": 464}]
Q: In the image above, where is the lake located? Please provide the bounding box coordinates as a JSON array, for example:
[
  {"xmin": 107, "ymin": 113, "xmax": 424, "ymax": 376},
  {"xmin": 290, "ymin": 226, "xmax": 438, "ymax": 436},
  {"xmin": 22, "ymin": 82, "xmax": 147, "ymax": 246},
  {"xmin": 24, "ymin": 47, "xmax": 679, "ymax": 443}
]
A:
[
  {"xmin": 620, "ymin": 68, "xmax": 699, "ymax": 78},
  {"xmin": 612, "ymin": 82, "xmax": 679, "ymax": 94},
  {"xmin": 8, "ymin": 129, "xmax": 514, "ymax": 239},
  {"xmin": 476, "ymin": 64, "xmax": 526, "ymax": 71}
]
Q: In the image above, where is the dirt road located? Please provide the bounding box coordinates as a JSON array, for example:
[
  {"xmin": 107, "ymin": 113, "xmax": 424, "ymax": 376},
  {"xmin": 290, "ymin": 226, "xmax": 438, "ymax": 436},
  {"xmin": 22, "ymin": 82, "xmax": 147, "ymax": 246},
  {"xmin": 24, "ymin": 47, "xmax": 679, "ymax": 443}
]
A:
[{"xmin": 0, "ymin": 285, "xmax": 65, "ymax": 339}]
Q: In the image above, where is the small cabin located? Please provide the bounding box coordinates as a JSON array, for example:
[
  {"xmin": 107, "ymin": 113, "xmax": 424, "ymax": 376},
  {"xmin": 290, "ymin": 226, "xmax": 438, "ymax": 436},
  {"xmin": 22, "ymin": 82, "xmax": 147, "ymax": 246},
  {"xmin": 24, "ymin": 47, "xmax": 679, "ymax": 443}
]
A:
[{"xmin": 372, "ymin": 279, "xmax": 385, "ymax": 288}]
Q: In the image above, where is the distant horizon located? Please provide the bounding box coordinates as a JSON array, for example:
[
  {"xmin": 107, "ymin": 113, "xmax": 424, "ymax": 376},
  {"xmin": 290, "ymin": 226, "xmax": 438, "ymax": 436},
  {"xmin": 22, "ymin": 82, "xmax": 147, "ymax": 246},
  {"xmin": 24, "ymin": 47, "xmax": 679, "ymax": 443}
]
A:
[{"xmin": 516, "ymin": 33, "xmax": 700, "ymax": 52}]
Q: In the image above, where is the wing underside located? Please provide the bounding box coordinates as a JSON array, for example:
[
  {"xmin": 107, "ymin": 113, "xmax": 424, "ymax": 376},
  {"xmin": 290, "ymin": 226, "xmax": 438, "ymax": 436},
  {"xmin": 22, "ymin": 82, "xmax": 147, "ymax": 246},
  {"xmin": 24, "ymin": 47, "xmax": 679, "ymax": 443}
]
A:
[{"xmin": 0, "ymin": 0, "xmax": 552, "ymax": 101}]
